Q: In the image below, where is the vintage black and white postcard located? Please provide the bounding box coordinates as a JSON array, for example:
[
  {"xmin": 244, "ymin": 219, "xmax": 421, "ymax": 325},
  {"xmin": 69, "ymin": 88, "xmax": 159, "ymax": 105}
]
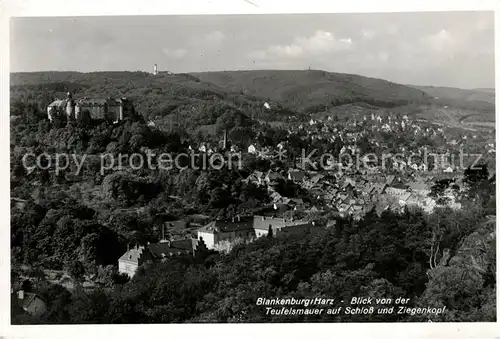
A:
[{"xmin": 1, "ymin": 1, "xmax": 498, "ymax": 338}]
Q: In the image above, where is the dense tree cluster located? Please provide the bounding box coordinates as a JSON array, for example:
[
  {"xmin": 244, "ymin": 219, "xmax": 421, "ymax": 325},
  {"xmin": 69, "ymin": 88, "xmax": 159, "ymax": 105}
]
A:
[
  {"xmin": 10, "ymin": 72, "xmax": 496, "ymax": 324},
  {"xmin": 12, "ymin": 200, "xmax": 495, "ymax": 324}
]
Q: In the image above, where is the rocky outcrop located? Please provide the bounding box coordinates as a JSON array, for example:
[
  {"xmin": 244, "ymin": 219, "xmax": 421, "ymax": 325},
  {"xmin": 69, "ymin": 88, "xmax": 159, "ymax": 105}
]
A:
[
  {"xmin": 448, "ymin": 217, "xmax": 495, "ymax": 272},
  {"xmin": 418, "ymin": 217, "xmax": 496, "ymax": 321}
]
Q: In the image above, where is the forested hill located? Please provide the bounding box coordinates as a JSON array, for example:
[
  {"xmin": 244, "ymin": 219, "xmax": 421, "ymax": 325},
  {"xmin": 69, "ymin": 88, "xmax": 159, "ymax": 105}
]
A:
[
  {"xmin": 191, "ymin": 70, "xmax": 432, "ymax": 111},
  {"xmin": 408, "ymin": 85, "xmax": 495, "ymax": 115},
  {"xmin": 410, "ymin": 85, "xmax": 495, "ymax": 104},
  {"xmin": 12, "ymin": 70, "xmax": 494, "ymax": 129},
  {"xmin": 11, "ymin": 70, "xmax": 432, "ymax": 118},
  {"xmin": 10, "ymin": 71, "xmax": 268, "ymax": 123}
]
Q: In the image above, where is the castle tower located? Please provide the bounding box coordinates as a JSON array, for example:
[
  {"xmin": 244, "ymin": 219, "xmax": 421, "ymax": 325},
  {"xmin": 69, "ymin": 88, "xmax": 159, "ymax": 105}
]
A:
[
  {"xmin": 153, "ymin": 64, "xmax": 158, "ymax": 75},
  {"xmin": 75, "ymin": 100, "xmax": 81, "ymax": 119},
  {"xmin": 65, "ymin": 92, "xmax": 75, "ymax": 121}
]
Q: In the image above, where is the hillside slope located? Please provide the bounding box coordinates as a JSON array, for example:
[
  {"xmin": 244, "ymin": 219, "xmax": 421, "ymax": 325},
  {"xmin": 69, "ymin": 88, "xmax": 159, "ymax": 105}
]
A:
[
  {"xmin": 411, "ymin": 85, "xmax": 495, "ymax": 104},
  {"xmin": 10, "ymin": 71, "xmax": 273, "ymax": 124},
  {"xmin": 11, "ymin": 70, "xmax": 493, "ymax": 129},
  {"xmin": 410, "ymin": 85, "xmax": 495, "ymax": 118},
  {"xmin": 191, "ymin": 70, "xmax": 432, "ymax": 112}
]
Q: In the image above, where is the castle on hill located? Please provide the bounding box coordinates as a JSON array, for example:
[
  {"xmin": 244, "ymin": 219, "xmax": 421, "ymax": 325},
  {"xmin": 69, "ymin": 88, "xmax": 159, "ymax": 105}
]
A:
[{"xmin": 47, "ymin": 92, "xmax": 135, "ymax": 123}]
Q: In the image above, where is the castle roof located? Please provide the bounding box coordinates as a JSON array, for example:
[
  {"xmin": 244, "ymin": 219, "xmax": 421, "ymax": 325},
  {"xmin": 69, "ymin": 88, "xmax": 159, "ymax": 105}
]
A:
[
  {"xmin": 48, "ymin": 97, "xmax": 129, "ymax": 109},
  {"xmin": 76, "ymin": 98, "xmax": 123, "ymax": 106},
  {"xmin": 119, "ymin": 239, "xmax": 200, "ymax": 262},
  {"xmin": 198, "ymin": 217, "xmax": 255, "ymax": 234},
  {"xmin": 198, "ymin": 215, "xmax": 313, "ymax": 235},
  {"xmin": 47, "ymin": 99, "xmax": 65, "ymax": 107},
  {"xmin": 148, "ymin": 239, "xmax": 197, "ymax": 257}
]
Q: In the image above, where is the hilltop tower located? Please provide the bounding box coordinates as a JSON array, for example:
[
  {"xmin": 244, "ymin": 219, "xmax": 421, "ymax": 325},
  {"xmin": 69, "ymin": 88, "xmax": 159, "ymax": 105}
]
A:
[{"xmin": 153, "ymin": 64, "xmax": 158, "ymax": 75}]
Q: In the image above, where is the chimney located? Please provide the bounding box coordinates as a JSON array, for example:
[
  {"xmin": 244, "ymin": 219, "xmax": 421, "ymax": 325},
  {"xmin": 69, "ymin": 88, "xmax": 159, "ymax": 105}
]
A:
[
  {"xmin": 127, "ymin": 244, "xmax": 130, "ymax": 252},
  {"xmin": 18, "ymin": 290, "xmax": 24, "ymax": 300}
]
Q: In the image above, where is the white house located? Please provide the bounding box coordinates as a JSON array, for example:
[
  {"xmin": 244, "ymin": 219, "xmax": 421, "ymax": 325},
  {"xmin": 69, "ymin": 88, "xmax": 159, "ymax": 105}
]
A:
[
  {"xmin": 248, "ymin": 144, "xmax": 257, "ymax": 154},
  {"xmin": 197, "ymin": 216, "xmax": 315, "ymax": 250},
  {"xmin": 118, "ymin": 240, "xmax": 204, "ymax": 278},
  {"xmin": 118, "ymin": 245, "xmax": 150, "ymax": 278}
]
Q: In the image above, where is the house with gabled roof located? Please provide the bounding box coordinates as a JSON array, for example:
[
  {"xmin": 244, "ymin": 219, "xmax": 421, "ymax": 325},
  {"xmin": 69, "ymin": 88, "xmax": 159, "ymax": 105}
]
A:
[
  {"xmin": 265, "ymin": 170, "xmax": 282, "ymax": 185},
  {"xmin": 270, "ymin": 191, "xmax": 283, "ymax": 203},
  {"xmin": 248, "ymin": 144, "xmax": 258, "ymax": 154},
  {"xmin": 385, "ymin": 175, "xmax": 396, "ymax": 186},
  {"xmin": 288, "ymin": 170, "xmax": 307, "ymax": 182},
  {"xmin": 398, "ymin": 192, "xmax": 412, "ymax": 205},
  {"xmin": 372, "ymin": 183, "xmax": 388, "ymax": 195},
  {"xmin": 310, "ymin": 173, "xmax": 325, "ymax": 184},
  {"xmin": 342, "ymin": 177, "xmax": 356, "ymax": 190},
  {"xmin": 273, "ymin": 202, "xmax": 291, "ymax": 212},
  {"xmin": 118, "ymin": 245, "xmax": 153, "ymax": 278},
  {"xmin": 15, "ymin": 290, "xmax": 47, "ymax": 317},
  {"xmin": 118, "ymin": 238, "xmax": 208, "ymax": 278},
  {"xmin": 244, "ymin": 171, "xmax": 266, "ymax": 186}
]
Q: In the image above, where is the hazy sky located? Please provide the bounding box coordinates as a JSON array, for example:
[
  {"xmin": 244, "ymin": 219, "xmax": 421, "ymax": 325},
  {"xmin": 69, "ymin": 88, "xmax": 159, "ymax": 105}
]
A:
[{"xmin": 10, "ymin": 11, "xmax": 494, "ymax": 88}]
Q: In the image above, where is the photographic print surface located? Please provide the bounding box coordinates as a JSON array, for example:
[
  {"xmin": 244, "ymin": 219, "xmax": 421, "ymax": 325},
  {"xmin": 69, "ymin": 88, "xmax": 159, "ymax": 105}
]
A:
[{"xmin": 9, "ymin": 11, "xmax": 496, "ymax": 324}]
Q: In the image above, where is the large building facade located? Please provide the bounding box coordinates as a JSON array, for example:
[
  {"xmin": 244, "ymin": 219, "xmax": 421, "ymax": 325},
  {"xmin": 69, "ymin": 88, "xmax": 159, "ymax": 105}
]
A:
[
  {"xmin": 118, "ymin": 238, "xmax": 208, "ymax": 278},
  {"xmin": 196, "ymin": 215, "xmax": 317, "ymax": 250},
  {"xmin": 47, "ymin": 93, "xmax": 135, "ymax": 123}
]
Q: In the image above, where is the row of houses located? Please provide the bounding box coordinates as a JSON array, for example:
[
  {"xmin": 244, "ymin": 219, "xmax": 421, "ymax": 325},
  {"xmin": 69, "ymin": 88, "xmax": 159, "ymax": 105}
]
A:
[
  {"xmin": 244, "ymin": 162, "xmax": 462, "ymax": 220},
  {"xmin": 118, "ymin": 215, "xmax": 318, "ymax": 277}
]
